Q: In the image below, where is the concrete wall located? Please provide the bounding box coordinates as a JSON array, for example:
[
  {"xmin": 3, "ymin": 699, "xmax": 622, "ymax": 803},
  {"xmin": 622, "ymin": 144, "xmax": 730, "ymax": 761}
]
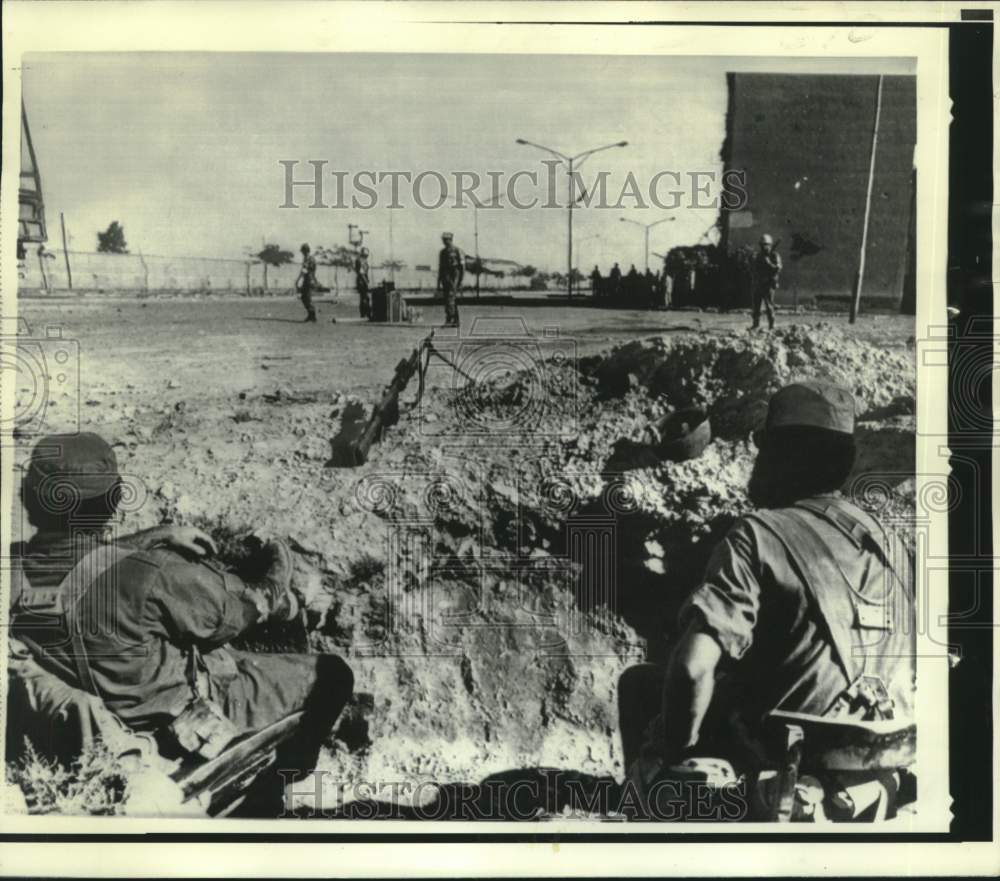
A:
[{"xmin": 720, "ymin": 74, "xmax": 916, "ymax": 307}]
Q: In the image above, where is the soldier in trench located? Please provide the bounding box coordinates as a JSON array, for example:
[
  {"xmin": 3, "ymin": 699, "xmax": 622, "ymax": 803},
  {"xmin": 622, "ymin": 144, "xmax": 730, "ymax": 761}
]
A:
[
  {"xmin": 618, "ymin": 381, "xmax": 916, "ymax": 820},
  {"xmin": 8, "ymin": 432, "xmax": 354, "ymax": 807}
]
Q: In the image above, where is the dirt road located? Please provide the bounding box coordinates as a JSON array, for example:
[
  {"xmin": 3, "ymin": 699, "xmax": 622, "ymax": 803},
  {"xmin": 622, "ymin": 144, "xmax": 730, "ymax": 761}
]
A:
[{"xmin": 15, "ymin": 295, "xmax": 914, "ymax": 412}]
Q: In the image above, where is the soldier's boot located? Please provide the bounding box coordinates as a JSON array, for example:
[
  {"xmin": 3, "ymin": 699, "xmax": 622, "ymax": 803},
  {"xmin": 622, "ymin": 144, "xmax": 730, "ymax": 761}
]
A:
[{"xmin": 263, "ymin": 539, "xmax": 299, "ymax": 622}]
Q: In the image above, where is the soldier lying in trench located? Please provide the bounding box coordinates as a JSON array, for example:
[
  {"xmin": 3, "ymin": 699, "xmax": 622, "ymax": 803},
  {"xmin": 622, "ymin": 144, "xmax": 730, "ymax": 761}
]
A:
[
  {"xmin": 619, "ymin": 382, "xmax": 917, "ymax": 821},
  {"xmin": 8, "ymin": 432, "xmax": 354, "ymax": 809}
]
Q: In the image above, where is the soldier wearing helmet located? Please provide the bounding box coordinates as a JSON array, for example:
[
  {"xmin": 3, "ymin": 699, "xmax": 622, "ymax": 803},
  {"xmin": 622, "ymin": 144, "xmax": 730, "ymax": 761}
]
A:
[
  {"xmin": 296, "ymin": 243, "xmax": 318, "ymax": 323},
  {"xmin": 620, "ymin": 382, "xmax": 915, "ymax": 818},
  {"xmin": 10, "ymin": 432, "xmax": 354, "ymax": 795},
  {"xmin": 355, "ymin": 245, "xmax": 371, "ymax": 320},
  {"xmin": 437, "ymin": 232, "xmax": 464, "ymax": 327},
  {"xmin": 751, "ymin": 233, "xmax": 782, "ymax": 330}
]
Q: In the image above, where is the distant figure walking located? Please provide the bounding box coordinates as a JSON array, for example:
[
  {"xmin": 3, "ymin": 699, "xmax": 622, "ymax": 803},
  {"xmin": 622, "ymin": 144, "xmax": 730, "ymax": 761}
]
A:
[
  {"xmin": 296, "ymin": 243, "xmax": 318, "ymax": 323},
  {"xmin": 752, "ymin": 233, "xmax": 782, "ymax": 330},
  {"xmin": 355, "ymin": 246, "xmax": 371, "ymax": 320},
  {"xmin": 437, "ymin": 232, "xmax": 464, "ymax": 328}
]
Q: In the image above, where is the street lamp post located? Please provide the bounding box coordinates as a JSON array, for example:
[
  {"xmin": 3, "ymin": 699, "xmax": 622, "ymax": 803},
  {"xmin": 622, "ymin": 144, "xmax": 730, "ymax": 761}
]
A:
[
  {"xmin": 620, "ymin": 216, "xmax": 675, "ymax": 270},
  {"xmin": 516, "ymin": 137, "xmax": 628, "ymax": 299}
]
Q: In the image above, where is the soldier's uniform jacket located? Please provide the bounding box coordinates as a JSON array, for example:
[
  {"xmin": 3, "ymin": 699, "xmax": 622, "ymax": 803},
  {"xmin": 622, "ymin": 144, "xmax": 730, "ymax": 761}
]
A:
[
  {"xmin": 438, "ymin": 245, "xmax": 464, "ymax": 287},
  {"xmin": 753, "ymin": 250, "xmax": 782, "ymax": 289},
  {"xmin": 354, "ymin": 256, "xmax": 370, "ymax": 291},
  {"xmin": 299, "ymin": 254, "xmax": 317, "ymax": 291},
  {"xmin": 11, "ymin": 533, "xmax": 275, "ymax": 731},
  {"xmin": 679, "ymin": 493, "xmax": 915, "ymax": 727}
]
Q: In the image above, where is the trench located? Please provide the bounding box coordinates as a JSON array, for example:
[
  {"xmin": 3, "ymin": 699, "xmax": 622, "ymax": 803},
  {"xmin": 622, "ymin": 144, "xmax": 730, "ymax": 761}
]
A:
[{"xmin": 198, "ymin": 324, "xmax": 915, "ymax": 818}]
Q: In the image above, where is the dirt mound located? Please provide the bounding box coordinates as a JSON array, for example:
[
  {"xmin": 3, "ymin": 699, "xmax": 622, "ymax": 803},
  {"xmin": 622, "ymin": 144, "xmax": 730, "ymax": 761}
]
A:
[{"xmin": 31, "ymin": 321, "xmax": 913, "ymax": 812}]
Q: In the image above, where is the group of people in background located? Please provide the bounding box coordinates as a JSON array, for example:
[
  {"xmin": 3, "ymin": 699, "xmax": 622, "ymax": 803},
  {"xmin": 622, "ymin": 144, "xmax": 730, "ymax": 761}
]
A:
[
  {"xmin": 590, "ymin": 262, "xmax": 669, "ymax": 309},
  {"xmin": 589, "ymin": 234, "xmax": 783, "ymax": 329},
  {"xmin": 295, "ymin": 233, "xmax": 782, "ymax": 330},
  {"xmin": 294, "ymin": 231, "xmax": 466, "ymax": 327}
]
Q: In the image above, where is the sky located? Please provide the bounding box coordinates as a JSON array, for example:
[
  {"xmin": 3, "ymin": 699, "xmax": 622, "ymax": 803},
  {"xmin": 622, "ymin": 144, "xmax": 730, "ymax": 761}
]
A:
[{"xmin": 22, "ymin": 52, "xmax": 914, "ymax": 272}]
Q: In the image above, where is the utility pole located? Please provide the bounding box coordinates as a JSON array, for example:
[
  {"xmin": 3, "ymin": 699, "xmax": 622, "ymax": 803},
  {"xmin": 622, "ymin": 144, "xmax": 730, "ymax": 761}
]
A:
[
  {"xmin": 516, "ymin": 137, "xmax": 628, "ymax": 300},
  {"xmin": 567, "ymin": 157, "xmax": 575, "ymax": 298},
  {"xmin": 59, "ymin": 212, "xmax": 73, "ymax": 290},
  {"xmin": 850, "ymin": 74, "xmax": 884, "ymax": 325},
  {"xmin": 388, "ymin": 210, "xmax": 395, "ymax": 286}
]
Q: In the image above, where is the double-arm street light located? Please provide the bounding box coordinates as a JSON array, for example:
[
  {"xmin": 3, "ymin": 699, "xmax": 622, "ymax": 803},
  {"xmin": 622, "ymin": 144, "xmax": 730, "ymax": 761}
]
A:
[
  {"xmin": 620, "ymin": 215, "xmax": 675, "ymax": 271},
  {"xmin": 516, "ymin": 137, "xmax": 628, "ymax": 299}
]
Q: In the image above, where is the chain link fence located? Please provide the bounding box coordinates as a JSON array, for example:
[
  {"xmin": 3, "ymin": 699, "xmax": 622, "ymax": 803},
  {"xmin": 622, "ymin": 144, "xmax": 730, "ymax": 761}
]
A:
[{"xmin": 19, "ymin": 248, "xmax": 524, "ymax": 295}]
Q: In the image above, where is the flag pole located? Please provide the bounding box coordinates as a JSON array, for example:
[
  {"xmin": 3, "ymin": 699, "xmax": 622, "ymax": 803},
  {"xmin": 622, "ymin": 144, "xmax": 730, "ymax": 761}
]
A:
[{"xmin": 850, "ymin": 74, "xmax": 884, "ymax": 324}]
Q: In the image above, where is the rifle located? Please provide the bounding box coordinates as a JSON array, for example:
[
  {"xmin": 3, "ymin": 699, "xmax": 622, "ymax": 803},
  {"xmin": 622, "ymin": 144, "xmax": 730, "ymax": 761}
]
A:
[
  {"xmin": 345, "ymin": 330, "xmax": 436, "ymax": 466},
  {"xmin": 172, "ymin": 710, "xmax": 305, "ymax": 817}
]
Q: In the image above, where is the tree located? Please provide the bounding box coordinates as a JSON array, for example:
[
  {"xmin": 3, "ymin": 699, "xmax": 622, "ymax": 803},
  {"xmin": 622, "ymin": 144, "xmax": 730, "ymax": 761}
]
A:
[
  {"xmin": 256, "ymin": 243, "xmax": 294, "ymax": 290},
  {"xmin": 314, "ymin": 245, "xmax": 356, "ymax": 292},
  {"xmin": 514, "ymin": 265, "xmax": 537, "ymax": 278},
  {"xmin": 97, "ymin": 221, "xmax": 128, "ymax": 254}
]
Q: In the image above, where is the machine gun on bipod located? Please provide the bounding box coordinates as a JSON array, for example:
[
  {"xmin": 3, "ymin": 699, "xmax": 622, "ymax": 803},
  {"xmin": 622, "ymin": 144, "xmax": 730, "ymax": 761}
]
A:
[{"xmin": 333, "ymin": 330, "xmax": 475, "ymax": 467}]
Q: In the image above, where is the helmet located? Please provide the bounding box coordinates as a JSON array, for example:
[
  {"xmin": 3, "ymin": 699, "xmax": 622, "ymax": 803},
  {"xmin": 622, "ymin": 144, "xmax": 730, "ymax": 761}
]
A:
[
  {"xmin": 441, "ymin": 232, "xmax": 454, "ymax": 241},
  {"xmin": 759, "ymin": 234, "xmax": 774, "ymax": 246},
  {"xmin": 24, "ymin": 432, "xmax": 121, "ymax": 512},
  {"xmin": 300, "ymin": 243, "xmax": 310, "ymax": 253},
  {"xmin": 360, "ymin": 246, "xmax": 369, "ymax": 256}
]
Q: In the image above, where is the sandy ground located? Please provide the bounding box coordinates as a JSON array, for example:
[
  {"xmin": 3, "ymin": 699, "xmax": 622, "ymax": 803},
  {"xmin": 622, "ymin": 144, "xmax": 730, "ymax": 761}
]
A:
[
  {"xmin": 14, "ymin": 294, "xmax": 914, "ymax": 419},
  {"xmin": 10, "ymin": 294, "xmax": 917, "ymax": 818}
]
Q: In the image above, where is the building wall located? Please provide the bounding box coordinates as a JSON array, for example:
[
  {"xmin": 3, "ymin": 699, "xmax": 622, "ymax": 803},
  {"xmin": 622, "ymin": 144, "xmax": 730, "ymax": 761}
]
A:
[{"xmin": 720, "ymin": 74, "xmax": 916, "ymax": 307}]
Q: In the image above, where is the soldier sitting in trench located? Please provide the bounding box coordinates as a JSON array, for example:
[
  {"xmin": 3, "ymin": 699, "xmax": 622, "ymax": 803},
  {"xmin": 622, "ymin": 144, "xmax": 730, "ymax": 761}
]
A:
[
  {"xmin": 9, "ymin": 432, "xmax": 354, "ymax": 806},
  {"xmin": 618, "ymin": 381, "xmax": 916, "ymax": 820}
]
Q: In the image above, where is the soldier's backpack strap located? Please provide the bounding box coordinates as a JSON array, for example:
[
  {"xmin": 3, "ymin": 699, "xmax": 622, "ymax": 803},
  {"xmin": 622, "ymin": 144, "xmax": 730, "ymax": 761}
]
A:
[
  {"xmin": 745, "ymin": 509, "xmax": 861, "ymax": 685},
  {"xmin": 793, "ymin": 498, "xmax": 892, "ymax": 566},
  {"xmin": 57, "ymin": 543, "xmax": 136, "ymax": 699}
]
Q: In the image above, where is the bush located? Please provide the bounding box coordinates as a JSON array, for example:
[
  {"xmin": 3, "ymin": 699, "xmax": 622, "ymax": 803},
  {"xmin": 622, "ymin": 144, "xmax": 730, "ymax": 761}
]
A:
[{"xmin": 6, "ymin": 739, "xmax": 129, "ymax": 815}]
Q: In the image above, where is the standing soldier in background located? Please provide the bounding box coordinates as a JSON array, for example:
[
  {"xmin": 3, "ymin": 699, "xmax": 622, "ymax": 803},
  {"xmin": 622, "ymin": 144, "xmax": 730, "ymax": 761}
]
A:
[
  {"xmin": 590, "ymin": 265, "xmax": 603, "ymax": 299},
  {"xmin": 355, "ymin": 246, "xmax": 371, "ymax": 320},
  {"xmin": 296, "ymin": 243, "xmax": 318, "ymax": 323},
  {"xmin": 609, "ymin": 262, "xmax": 623, "ymax": 303},
  {"xmin": 751, "ymin": 233, "xmax": 782, "ymax": 330},
  {"xmin": 436, "ymin": 232, "xmax": 464, "ymax": 328}
]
